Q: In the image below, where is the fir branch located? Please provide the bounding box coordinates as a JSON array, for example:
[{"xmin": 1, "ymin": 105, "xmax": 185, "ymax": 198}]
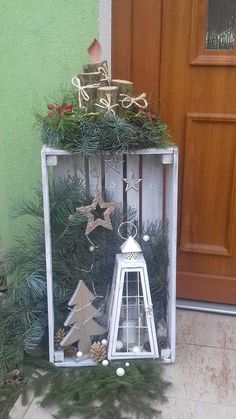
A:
[
  {"xmin": 9, "ymin": 357, "xmax": 169, "ymax": 419},
  {"xmin": 37, "ymin": 102, "xmax": 172, "ymax": 154}
]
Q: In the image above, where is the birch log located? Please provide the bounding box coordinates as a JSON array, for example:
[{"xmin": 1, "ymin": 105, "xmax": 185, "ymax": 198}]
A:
[
  {"xmin": 95, "ymin": 86, "xmax": 118, "ymax": 114},
  {"xmin": 83, "ymin": 61, "xmax": 109, "ymax": 86},
  {"xmin": 111, "ymin": 79, "xmax": 133, "ymax": 96},
  {"xmin": 76, "ymin": 72, "xmax": 101, "ymax": 111},
  {"xmin": 83, "ymin": 60, "xmax": 108, "ymax": 73},
  {"xmin": 111, "ymin": 79, "xmax": 133, "ymax": 115}
]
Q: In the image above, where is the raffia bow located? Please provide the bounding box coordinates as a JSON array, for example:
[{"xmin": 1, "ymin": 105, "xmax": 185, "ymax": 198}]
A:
[
  {"xmin": 119, "ymin": 92, "xmax": 148, "ymax": 109},
  {"xmin": 98, "ymin": 65, "xmax": 110, "ymax": 84},
  {"xmin": 95, "ymin": 93, "xmax": 119, "ymax": 115},
  {"xmin": 72, "ymin": 77, "xmax": 100, "ymax": 108}
]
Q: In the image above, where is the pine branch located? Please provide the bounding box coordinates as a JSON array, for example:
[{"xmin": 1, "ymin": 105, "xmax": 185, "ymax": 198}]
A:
[{"xmin": 37, "ymin": 102, "xmax": 172, "ymax": 154}]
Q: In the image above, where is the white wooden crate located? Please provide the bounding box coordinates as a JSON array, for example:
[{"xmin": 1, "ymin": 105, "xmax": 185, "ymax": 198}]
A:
[{"xmin": 41, "ymin": 145, "xmax": 178, "ymax": 366}]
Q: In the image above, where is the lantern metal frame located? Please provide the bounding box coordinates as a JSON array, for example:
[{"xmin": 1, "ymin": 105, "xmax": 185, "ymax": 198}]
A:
[{"xmin": 107, "ymin": 252, "xmax": 159, "ymax": 359}]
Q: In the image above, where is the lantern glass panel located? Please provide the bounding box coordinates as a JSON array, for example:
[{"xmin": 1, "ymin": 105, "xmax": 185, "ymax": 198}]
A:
[{"xmin": 115, "ymin": 271, "xmax": 151, "ymax": 353}]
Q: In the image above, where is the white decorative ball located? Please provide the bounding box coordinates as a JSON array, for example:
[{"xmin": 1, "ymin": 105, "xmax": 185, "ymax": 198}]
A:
[
  {"xmin": 116, "ymin": 340, "xmax": 124, "ymax": 350},
  {"xmin": 101, "ymin": 338, "xmax": 108, "ymax": 346},
  {"xmin": 76, "ymin": 351, "xmax": 83, "ymax": 358},
  {"xmin": 102, "ymin": 359, "xmax": 109, "ymax": 367},
  {"xmin": 143, "ymin": 234, "xmax": 150, "ymax": 242},
  {"xmin": 116, "ymin": 367, "xmax": 125, "ymax": 377},
  {"xmin": 125, "ymin": 362, "xmax": 130, "ymax": 367},
  {"xmin": 89, "ymin": 245, "xmax": 95, "ymax": 252},
  {"xmin": 132, "ymin": 346, "xmax": 140, "ymax": 353}
]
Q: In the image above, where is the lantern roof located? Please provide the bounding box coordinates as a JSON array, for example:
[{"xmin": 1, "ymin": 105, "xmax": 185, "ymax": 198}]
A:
[{"xmin": 120, "ymin": 236, "xmax": 142, "ymax": 253}]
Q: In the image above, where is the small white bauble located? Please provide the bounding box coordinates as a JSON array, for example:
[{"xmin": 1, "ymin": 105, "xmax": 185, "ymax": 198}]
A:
[
  {"xmin": 89, "ymin": 245, "xmax": 95, "ymax": 252},
  {"xmin": 102, "ymin": 359, "xmax": 109, "ymax": 367},
  {"xmin": 143, "ymin": 234, "xmax": 150, "ymax": 242},
  {"xmin": 125, "ymin": 362, "xmax": 130, "ymax": 367},
  {"xmin": 116, "ymin": 367, "xmax": 125, "ymax": 377},
  {"xmin": 101, "ymin": 338, "xmax": 108, "ymax": 346},
  {"xmin": 116, "ymin": 340, "xmax": 124, "ymax": 350},
  {"xmin": 76, "ymin": 351, "xmax": 83, "ymax": 358},
  {"xmin": 132, "ymin": 346, "xmax": 140, "ymax": 353}
]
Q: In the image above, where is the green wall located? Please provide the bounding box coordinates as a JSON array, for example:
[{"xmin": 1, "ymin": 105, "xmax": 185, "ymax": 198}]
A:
[{"xmin": 0, "ymin": 0, "xmax": 98, "ymax": 249}]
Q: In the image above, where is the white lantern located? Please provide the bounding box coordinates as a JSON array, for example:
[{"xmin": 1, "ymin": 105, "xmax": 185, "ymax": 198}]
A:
[{"xmin": 107, "ymin": 223, "xmax": 159, "ymax": 360}]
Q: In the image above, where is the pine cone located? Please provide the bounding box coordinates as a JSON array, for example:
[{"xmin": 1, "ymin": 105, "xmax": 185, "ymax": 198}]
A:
[
  {"xmin": 90, "ymin": 341, "xmax": 107, "ymax": 362},
  {"xmin": 54, "ymin": 328, "xmax": 66, "ymax": 348}
]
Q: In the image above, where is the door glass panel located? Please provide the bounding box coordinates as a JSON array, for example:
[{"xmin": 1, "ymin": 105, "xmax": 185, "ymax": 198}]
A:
[{"xmin": 206, "ymin": 0, "xmax": 236, "ymax": 50}]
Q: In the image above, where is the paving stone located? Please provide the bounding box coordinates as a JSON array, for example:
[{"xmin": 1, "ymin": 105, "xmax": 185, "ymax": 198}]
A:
[
  {"xmin": 176, "ymin": 310, "xmax": 236, "ymax": 350},
  {"xmin": 163, "ymin": 343, "xmax": 236, "ymax": 406},
  {"xmin": 157, "ymin": 398, "xmax": 236, "ymax": 419}
]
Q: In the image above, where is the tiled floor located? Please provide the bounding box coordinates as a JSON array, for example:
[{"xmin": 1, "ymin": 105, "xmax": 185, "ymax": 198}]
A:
[
  {"xmin": 158, "ymin": 310, "xmax": 236, "ymax": 419},
  {"xmin": 10, "ymin": 309, "xmax": 236, "ymax": 419}
]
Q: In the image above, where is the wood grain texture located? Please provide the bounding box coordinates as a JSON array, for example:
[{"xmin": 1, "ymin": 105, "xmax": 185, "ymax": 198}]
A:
[
  {"xmin": 112, "ymin": 0, "xmax": 162, "ymax": 111},
  {"xmin": 112, "ymin": 0, "xmax": 236, "ymax": 303},
  {"xmin": 61, "ymin": 281, "xmax": 105, "ymax": 353},
  {"xmin": 177, "ymin": 272, "xmax": 236, "ymax": 305},
  {"xmin": 180, "ymin": 113, "xmax": 236, "ymax": 257}
]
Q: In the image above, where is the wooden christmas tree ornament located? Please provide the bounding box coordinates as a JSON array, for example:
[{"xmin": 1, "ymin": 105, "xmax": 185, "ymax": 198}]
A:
[{"xmin": 60, "ymin": 281, "xmax": 105, "ymax": 354}]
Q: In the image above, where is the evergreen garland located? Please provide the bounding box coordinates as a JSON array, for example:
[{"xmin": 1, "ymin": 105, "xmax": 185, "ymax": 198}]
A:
[
  {"xmin": 36, "ymin": 102, "xmax": 172, "ymax": 154},
  {"xmin": 1, "ymin": 356, "xmax": 170, "ymax": 419}
]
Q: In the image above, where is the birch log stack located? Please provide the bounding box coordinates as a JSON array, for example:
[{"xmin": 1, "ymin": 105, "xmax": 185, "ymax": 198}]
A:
[{"xmin": 72, "ymin": 60, "xmax": 147, "ymax": 115}]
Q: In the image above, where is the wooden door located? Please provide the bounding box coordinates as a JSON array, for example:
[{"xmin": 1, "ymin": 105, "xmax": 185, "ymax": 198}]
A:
[{"xmin": 112, "ymin": 0, "xmax": 236, "ymax": 304}]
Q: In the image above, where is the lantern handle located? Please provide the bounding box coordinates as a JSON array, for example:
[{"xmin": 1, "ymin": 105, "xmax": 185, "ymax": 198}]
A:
[{"xmin": 118, "ymin": 222, "xmax": 137, "ymax": 240}]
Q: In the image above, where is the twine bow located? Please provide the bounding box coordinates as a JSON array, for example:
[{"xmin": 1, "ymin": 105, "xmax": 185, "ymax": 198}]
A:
[
  {"xmin": 119, "ymin": 92, "xmax": 148, "ymax": 109},
  {"xmin": 95, "ymin": 93, "xmax": 118, "ymax": 115},
  {"xmin": 71, "ymin": 76, "xmax": 100, "ymax": 108},
  {"xmin": 98, "ymin": 65, "xmax": 110, "ymax": 84}
]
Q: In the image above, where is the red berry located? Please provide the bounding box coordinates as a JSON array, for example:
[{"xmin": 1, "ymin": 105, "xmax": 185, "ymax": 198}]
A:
[
  {"xmin": 47, "ymin": 103, "xmax": 54, "ymax": 110},
  {"xmin": 151, "ymin": 113, "xmax": 157, "ymax": 121},
  {"xmin": 55, "ymin": 104, "xmax": 61, "ymax": 114},
  {"xmin": 47, "ymin": 111, "xmax": 54, "ymax": 117},
  {"xmin": 64, "ymin": 103, "xmax": 73, "ymax": 112}
]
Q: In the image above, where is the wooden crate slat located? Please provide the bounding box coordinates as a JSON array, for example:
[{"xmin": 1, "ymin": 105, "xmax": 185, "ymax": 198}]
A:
[
  {"xmin": 104, "ymin": 156, "xmax": 124, "ymax": 209},
  {"xmin": 125, "ymin": 154, "xmax": 140, "ymax": 221},
  {"xmin": 89, "ymin": 154, "xmax": 102, "ymax": 196},
  {"xmin": 164, "ymin": 148, "xmax": 178, "ymax": 362},
  {"xmin": 141, "ymin": 155, "xmax": 163, "ymax": 228}
]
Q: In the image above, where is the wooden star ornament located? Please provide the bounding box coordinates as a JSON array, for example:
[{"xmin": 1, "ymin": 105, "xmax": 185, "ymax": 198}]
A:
[{"xmin": 77, "ymin": 191, "xmax": 116, "ymax": 235}]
